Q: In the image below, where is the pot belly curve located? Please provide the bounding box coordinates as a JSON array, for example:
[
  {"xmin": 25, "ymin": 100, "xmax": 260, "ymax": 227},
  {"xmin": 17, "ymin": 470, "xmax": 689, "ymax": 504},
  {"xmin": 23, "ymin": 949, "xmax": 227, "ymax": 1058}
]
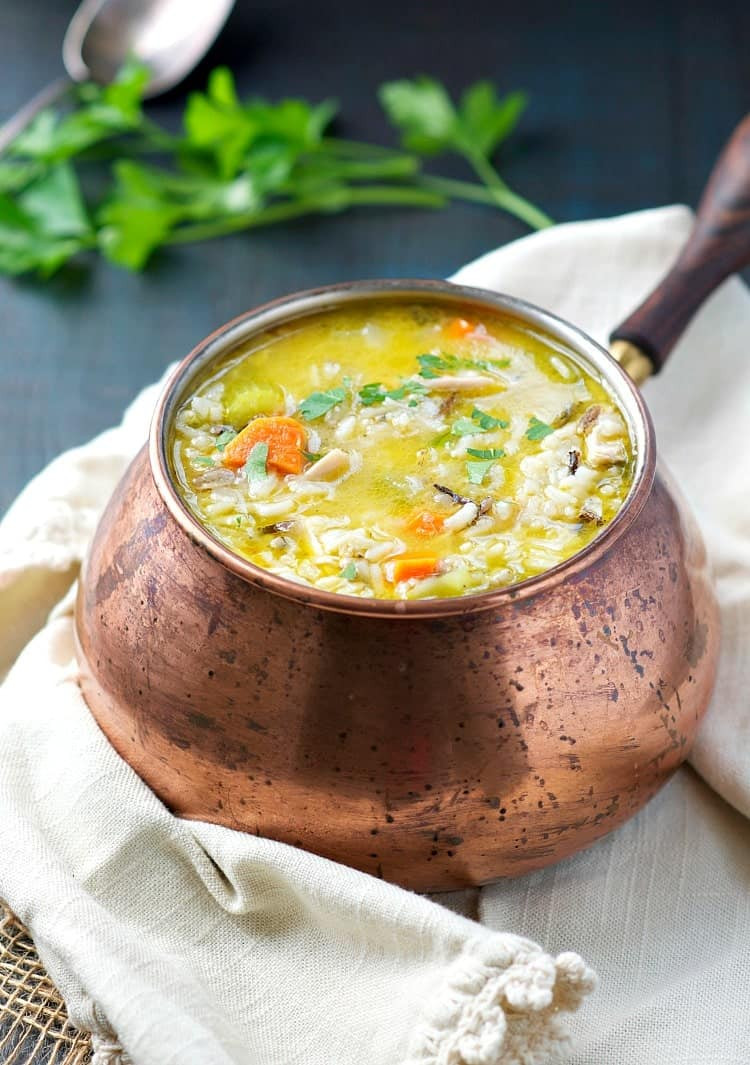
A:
[{"xmin": 75, "ymin": 448, "xmax": 719, "ymax": 892}]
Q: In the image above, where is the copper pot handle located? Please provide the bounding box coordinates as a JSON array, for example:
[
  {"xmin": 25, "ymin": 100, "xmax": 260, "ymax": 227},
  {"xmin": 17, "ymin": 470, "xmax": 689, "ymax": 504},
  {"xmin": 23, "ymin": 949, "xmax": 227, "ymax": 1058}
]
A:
[{"xmin": 610, "ymin": 112, "xmax": 750, "ymax": 385}]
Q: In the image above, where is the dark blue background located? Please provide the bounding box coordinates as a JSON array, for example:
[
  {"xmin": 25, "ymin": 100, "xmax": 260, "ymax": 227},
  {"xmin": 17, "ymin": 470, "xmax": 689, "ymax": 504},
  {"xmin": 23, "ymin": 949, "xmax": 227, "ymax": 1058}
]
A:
[{"xmin": 1, "ymin": 0, "xmax": 748, "ymax": 513}]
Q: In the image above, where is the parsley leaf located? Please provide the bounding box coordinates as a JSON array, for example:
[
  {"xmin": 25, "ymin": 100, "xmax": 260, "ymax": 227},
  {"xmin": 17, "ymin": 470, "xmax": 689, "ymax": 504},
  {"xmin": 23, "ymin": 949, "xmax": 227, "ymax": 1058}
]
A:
[
  {"xmin": 417, "ymin": 352, "xmax": 458, "ymax": 378},
  {"xmin": 10, "ymin": 60, "xmax": 149, "ymax": 163},
  {"xmin": 525, "ymin": 416, "xmax": 554, "ymax": 441},
  {"xmin": 452, "ymin": 417, "xmax": 477, "ymax": 436},
  {"xmin": 193, "ymin": 456, "xmax": 215, "ymax": 466},
  {"xmin": 466, "ymin": 459, "xmax": 495, "ymax": 484},
  {"xmin": 340, "ymin": 562, "xmax": 358, "ymax": 580},
  {"xmin": 214, "ymin": 429, "xmax": 237, "ymax": 451},
  {"xmin": 244, "ymin": 441, "xmax": 269, "ymax": 481},
  {"xmin": 467, "ymin": 447, "xmax": 504, "ymax": 459},
  {"xmin": 0, "ymin": 184, "xmax": 89, "ymax": 277},
  {"xmin": 457, "ymin": 82, "xmax": 527, "ymax": 158},
  {"xmin": 359, "ymin": 382, "xmax": 386, "ymax": 406},
  {"xmin": 471, "ymin": 407, "xmax": 508, "ymax": 430},
  {"xmin": 378, "ymin": 78, "xmax": 457, "ymax": 155},
  {"xmin": 298, "ymin": 387, "xmax": 347, "ymax": 420},
  {"xmin": 358, "ymin": 380, "xmax": 426, "ymax": 406}
]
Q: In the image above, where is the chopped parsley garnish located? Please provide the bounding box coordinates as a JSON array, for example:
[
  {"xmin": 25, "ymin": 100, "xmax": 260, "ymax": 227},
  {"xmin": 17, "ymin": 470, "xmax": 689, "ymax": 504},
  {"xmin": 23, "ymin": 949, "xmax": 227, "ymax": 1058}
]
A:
[
  {"xmin": 417, "ymin": 351, "xmax": 509, "ymax": 378},
  {"xmin": 451, "ymin": 417, "xmax": 477, "ymax": 436},
  {"xmin": 417, "ymin": 352, "xmax": 455, "ymax": 378},
  {"xmin": 471, "ymin": 407, "xmax": 507, "ymax": 430},
  {"xmin": 340, "ymin": 562, "xmax": 358, "ymax": 580},
  {"xmin": 525, "ymin": 416, "xmax": 554, "ymax": 441},
  {"xmin": 467, "ymin": 447, "xmax": 504, "ymax": 459},
  {"xmin": 302, "ymin": 449, "xmax": 322, "ymax": 463},
  {"xmin": 358, "ymin": 380, "xmax": 426, "ymax": 406},
  {"xmin": 193, "ymin": 456, "xmax": 215, "ymax": 466},
  {"xmin": 214, "ymin": 428, "xmax": 237, "ymax": 451},
  {"xmin": 466, "ymin": 459, "xmax": 495, "ymax": 484},
  {"xmin": 298, "ymin": 387, "xmax": 347, "ymax": 420},
  {"xmin": 244, "ymin": 441, "xmax": 269, "ymax": 481},
  {"xmin": 235, "ymin": 515, "xmax": 243, "ymax": 526}
]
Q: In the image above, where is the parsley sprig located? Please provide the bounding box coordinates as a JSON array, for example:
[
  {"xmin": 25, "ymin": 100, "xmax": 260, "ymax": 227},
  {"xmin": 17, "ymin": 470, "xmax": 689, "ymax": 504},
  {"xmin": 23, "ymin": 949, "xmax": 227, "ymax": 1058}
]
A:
[
  {"xmin": 380, "ymin": 77, "xmax": 553, "ymax": 231},
  {"xmin": 0, "ymin": 62, "xmax": 551, "ymax": 277}
]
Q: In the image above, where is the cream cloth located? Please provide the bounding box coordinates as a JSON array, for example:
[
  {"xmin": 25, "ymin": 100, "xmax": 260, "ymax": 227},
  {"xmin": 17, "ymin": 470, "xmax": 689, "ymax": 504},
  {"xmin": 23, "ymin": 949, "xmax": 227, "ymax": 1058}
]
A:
[{"xmin": 0, "ymin": 206, "xmax": 748, "ymax": 1064}]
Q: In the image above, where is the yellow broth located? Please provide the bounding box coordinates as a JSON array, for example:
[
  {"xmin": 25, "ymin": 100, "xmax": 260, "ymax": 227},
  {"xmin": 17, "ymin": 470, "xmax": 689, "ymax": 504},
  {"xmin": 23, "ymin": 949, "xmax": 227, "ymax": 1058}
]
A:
[{"xmin": 172, "ymin": 302, "xmax": 634, "ymax": 599}]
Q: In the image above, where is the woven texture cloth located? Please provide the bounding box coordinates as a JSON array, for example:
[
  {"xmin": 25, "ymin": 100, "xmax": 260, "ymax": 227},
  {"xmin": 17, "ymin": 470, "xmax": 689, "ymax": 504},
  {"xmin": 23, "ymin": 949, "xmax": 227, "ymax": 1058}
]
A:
[{"xmin": 0, "ymin": 206, "xmax": 748, "ymax": 1064}]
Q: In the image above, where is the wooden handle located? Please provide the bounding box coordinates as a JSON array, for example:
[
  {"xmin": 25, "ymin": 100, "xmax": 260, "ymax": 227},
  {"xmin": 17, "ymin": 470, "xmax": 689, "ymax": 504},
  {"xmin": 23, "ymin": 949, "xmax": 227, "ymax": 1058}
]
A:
[{"xmin": 610, "ymin": 112, "xmax": 750, "ymax": 376}]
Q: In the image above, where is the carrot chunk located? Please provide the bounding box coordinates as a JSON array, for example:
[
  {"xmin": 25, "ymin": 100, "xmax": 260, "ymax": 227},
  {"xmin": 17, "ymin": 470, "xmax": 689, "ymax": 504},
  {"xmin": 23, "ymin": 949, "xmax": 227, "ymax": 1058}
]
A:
[
  {"xmin": 405, "ymin": 511, "xmax": 445, "ymax": 537},
  {"xmin": 446, "ymin": 317, "xmax": 476, "ymax": 338},
  {"xmin": 388, "ymin": 556, "xmax": 440, "ymax": 583},
  {"xmin": 222, "ymin": 416, "xmax": 308, "ymax": 474}
]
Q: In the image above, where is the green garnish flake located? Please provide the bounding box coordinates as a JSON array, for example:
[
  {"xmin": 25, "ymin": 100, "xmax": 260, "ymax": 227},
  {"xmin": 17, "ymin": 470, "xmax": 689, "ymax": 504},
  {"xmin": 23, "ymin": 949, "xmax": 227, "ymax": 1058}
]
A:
[
  {"xmin": 418, "ymin": 351, "xmax": 508, "ymax": 379},
  {"xmin": 467, "ymin": 447, "xmax": 504, "ymax": 459},
  {"xmin": 244, "ymin": 441, "xmax": 269, "ymax": 481},
  {"xmin": 340, "ymin": 562, "xmax": 358, "ymax": 580},
  {"xmin": 358, "ymin": 380, "xmax": 426, "ymax": 406},
  {"xmin": 466, "ymin": 459, "xmax": 495, "ymax": 484},
  {"xmin": 194, "ymin": 456, "xmax": 215, "ymax": 466},
  {"xmin": 417, "ymin": 352, "xmax": 454, "ymax": 378},
  {"xmin": 302, "ymin": 449, "xmax": 322, "ymax": 463},
  {"xmin": 214, "ymin": 428, "xmax": 237, "ymax": 451},
  {"xmin": 235, "ymin": 515, "xmax": 243, "ymax": 526},
  {"xmin": 525, "ymin": 416, "xmax": 554, "ymax": 441},
  {"xmin": 452, "ymin": 417, "xmax": 477, "ymax": 436},
  {"xmin": 298, "ymin": 387, "xmax": 347, "ymax": 420},
  {"xmin": 471, "ymin": 407, "xmax": 507, "ymax": 430},
  {"xmin": 359, "ymin": 382, "xmax": 385, "ymax": 406}
]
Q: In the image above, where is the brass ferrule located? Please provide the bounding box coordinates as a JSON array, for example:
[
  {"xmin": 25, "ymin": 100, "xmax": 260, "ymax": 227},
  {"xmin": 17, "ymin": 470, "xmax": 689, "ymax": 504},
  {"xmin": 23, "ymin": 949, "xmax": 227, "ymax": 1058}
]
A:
[{"xmin": 609, "ymin": 339, "xmax": 654, "ymax": 386}]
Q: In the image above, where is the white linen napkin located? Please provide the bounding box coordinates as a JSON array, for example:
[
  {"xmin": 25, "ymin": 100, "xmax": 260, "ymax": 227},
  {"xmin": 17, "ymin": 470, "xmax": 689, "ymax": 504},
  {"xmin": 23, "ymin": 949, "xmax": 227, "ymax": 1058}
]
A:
[{"xmin": 1, "ymin": 205, "xmax": 748, "ymax": 1064}]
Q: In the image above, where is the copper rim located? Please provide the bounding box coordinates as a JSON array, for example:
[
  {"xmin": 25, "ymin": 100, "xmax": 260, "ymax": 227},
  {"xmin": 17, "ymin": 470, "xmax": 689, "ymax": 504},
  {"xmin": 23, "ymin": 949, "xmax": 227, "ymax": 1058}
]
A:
[{"xmin": 149, "ymin": 279, "xmax": 656, "ymax": 619}]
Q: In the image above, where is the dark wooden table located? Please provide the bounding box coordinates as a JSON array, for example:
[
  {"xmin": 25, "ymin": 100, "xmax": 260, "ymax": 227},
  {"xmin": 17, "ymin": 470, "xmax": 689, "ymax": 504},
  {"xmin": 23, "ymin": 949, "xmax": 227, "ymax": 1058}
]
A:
[{"xmin": 2, "ymin": 0, "xmax": 749, "ymax": 515}]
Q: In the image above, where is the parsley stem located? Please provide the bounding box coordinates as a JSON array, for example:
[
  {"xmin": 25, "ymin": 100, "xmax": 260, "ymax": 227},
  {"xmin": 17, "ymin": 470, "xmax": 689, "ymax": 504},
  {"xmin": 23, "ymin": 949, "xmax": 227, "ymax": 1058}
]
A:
[
  {"xmin": 464, "ymin": 149, "xmax": 553, "ymax": 230},
  {"xmin": 165, "ymin": 185, "xmax": 446, "ymax": 244},
  {"xmin": 321, "ymin": 137, "xmax": 412, "ymax": 159},
  {"xmin": 296, "ymin": 153, "xmax": 419, "ymax": 181},
  {"xmin": 417, "ymin": 174, "xmax": 499, "ymax": 206}
]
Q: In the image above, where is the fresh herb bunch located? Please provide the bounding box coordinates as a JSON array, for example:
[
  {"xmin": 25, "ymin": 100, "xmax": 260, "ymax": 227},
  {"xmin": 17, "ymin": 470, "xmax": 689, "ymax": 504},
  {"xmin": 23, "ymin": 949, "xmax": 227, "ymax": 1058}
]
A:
[{"xmin": 0, "ymin": 62, "xmax": 552, "ymax": 278}]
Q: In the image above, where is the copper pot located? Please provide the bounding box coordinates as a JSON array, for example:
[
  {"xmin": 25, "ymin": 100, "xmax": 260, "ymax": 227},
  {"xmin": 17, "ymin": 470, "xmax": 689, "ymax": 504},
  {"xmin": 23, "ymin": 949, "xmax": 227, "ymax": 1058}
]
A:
[{"xmin": 75, "ymin": 115, "xmax": 750, "ymax": 892}]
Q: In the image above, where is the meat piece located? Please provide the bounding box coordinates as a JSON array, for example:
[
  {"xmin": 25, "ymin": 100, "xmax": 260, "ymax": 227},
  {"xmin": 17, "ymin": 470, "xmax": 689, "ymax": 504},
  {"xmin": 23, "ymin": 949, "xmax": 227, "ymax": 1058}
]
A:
[
  {"xmin": 577, "ymin": 405, "xmax": 602, "ymax": 435},
  {"xmin": 438, "ymin": 392, "xmax": 460, "ymax": 417},
  {"xmin": 302, "ymin": 448, "xmax": 350, "ymax": 481},
  {"xmin": 423, "ymin": 375, "xmax": 499, "ymax": 392},
  {"xmin": 443, "ymin": 500, "xmax": 479, "ymax": 532},
  {"xmin": 585, "ymin": 411, "xmax": 628, "ymax": 467},
  {"xmin": 194, "ymin": 467, "xmax": 236, "ymax": 489}
]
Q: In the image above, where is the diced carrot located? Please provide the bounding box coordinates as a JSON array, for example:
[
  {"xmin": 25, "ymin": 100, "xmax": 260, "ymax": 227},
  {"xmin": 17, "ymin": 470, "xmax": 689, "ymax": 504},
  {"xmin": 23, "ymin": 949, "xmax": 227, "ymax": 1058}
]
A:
[
  {"xmin": 446, "ymin": 317, "xmax": 476, "ymax": 338},
  {"xmin": 222, "ymin": 416, "xmax": 308, "ymax": 474},
  {"xmin": 388, "ymin": 556, "xmax": 440, "ymax": 583},
  {"xmin": 405, "ymin": 511, "xmax": 445, "ymax": 537}
]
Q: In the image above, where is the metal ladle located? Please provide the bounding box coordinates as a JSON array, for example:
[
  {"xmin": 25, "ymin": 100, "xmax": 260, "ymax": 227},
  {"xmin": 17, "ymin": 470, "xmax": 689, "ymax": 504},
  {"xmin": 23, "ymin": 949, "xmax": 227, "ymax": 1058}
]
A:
[{"xmin": 0, "ymin": 0, "xmax": 236, "ymax": 152}]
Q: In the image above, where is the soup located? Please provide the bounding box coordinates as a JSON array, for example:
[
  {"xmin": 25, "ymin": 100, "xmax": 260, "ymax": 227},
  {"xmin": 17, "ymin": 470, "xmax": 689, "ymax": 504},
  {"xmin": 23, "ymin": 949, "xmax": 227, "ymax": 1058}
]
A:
[{"xmin": 172, "ymin": 302, "xmax": 634, "ymax": 600}]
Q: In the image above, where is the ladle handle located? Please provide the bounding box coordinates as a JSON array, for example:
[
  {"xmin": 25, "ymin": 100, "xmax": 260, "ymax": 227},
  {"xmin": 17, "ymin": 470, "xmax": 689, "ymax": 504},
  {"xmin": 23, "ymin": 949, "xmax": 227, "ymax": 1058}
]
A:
[{"xmin": 610, "ymin": 112, "xmax": 750, "ymax": 381}]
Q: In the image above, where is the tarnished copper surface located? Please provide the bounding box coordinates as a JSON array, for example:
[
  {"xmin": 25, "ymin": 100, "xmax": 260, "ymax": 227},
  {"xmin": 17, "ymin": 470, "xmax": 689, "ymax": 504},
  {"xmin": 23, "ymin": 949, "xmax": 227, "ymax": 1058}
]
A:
[{"xmin": 74, "ymin": 283, "xmax": 719, "ymax": 892}]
